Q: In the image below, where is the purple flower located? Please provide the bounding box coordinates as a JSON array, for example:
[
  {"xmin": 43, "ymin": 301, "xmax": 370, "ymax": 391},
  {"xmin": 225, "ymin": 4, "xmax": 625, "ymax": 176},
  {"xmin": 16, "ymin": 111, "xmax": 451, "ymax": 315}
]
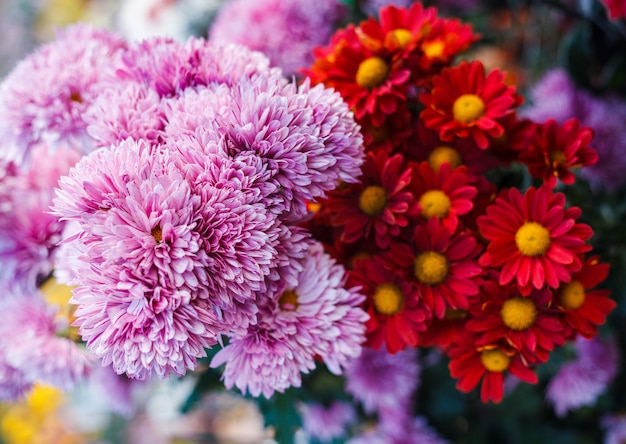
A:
[
  {"xmin": 0, "ymin": 295, "xmax": 94, "ymax": 392},
  {"xmin": 603, "ymin": 414, "xmax": 626, "ymax": 444},
  {"xmin": 0, "ymin": 143, "xmax": 81, "ymax": 293},
  {"xmin": 53, "ymin": 139, "xmax": 279, "ymax": 379},
  {"xmin": 209, "ymin": 0, "xmax": 347, "ymax": 77},
  {"xmin": 348, "ymin": 416, "xmax": 448, "ymax": 444},
  {"xmin": 301, "ymin": 401, "xmax": 356, "ymax": 442},
  {"xmin": 546, "ymin": 336, "xmax": 618, "ymax": 417},
  {"xmin": 0, "ymin": 24, "xmax": 126, "ymax": 163},
  {"xmin": 345, "ymin": 346, "xmax": 420, "ymax": 415},
  {"xmin": 211, "ymin": 241, "xmax": 367, "ymax": 397}
]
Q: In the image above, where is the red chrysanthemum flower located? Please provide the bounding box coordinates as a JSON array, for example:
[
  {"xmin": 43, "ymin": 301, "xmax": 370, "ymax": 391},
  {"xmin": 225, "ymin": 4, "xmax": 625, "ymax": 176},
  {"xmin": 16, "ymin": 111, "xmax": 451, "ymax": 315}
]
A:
[
  {"xmin": 408, "ymin": 121, "xmax": 499, "ymax": 175},
  {"xmin": 467, "ymin": 281, "xmax": 565, "ymax": 363},
  {"xmin": 477, "ymin": 186, "xmax": 593, "ymax": 295},
  {"xmin": 410, "ymin": 161, "xmax": 477, "ymax": 232},
  {"xmin": 555, "ymin": 255, "xmax": 616, "ymax": 339},
  {"xmin": 360, "ymin": 108, "xmax": 416, "ymax": 155},
  {"xmin": 520, "ymin": 118, "xmax": 598, "ymax": 188},
  {"xmin": 448, "ymin": 335, "xmax": 538, "ymax": 403},
  {"xmin": 600, "ymin": 0, "xmax": 626, "ymax": 20},
  {"xmin": 348, "ymin": 256, "xmax": 430, "ymax": 353},
  {"xmin": 305, "ymin": 25, "xmax": 413, "ymax": 128},
  {"xmin": 419, "ymin": 60, "xmax": 522, "ymax": 149},
  {"xmin": 325, "ymin": 150, "xmax": 415, "ymax": 249},
  {"xmin": 387, "ymin": 217, "xmax": 482, "ymax": 319}
]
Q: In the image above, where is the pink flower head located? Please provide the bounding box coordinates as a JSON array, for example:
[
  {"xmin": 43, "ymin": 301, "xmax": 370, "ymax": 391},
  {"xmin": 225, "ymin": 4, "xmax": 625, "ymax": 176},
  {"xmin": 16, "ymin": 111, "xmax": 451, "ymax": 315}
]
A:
[
  {"xmin": 210, "ymin": 0, "xmax": 347, "ymax": 77},
  {"xmin": 546, "ymin": 336, "xmax": 618, "ymax": 417},
  {"xmin": 53, "ymin": 139, "xmax": 280, "ymax": 379},
  {"xmin": 211, "ymin": 241, "xmax": 367, "ymax": 397},
  {"xmin": 0, "ymin": 24, "xmax": 126, "ymax": 163},
  {"xmin": 0, "ymin": 143, "xmax": 81, "ymax": 292},
  {"xmin": 0, "ymin": 295, "xmax": 94, "ymax": 391}
]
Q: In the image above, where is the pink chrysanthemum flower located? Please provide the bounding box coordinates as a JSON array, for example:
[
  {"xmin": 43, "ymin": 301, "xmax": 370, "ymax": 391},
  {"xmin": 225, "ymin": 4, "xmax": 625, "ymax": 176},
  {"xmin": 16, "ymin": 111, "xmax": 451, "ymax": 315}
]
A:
[
  {"xmin": 53, "ymin": 139, "xmax": 279, "ymax": 379},
  {"xmin": 210, "ymin": 0, "xmax": 346, "ymax": 77},
  {"xmin": 271, "ymin": 242, "xmax": 368, "ymax": 375},
  {"xmin": 0, "ymin": 24, "xmax": 126, "ymax": 163},
  {"xmin": 0, "ymin": 296, "xmax": 94, "ymax": 391},
  {"xmin": 210, "ymin": 318, "xmax": 315, "ymax": 398},
  {"xmin": 165, "ymin": 76, "xmax": 364, "ymax": 221},
  {"xmin": 212, "ymin": 242, "xmax": 367, "ymax": 397},
  {"xmin": 345, "ymin": 346, "xmax": 420, "ymax": 415},
  {"xmin": 546, "ymin": 336, "xmax": 618, "ymax": 417},
  {"xmin": 86, "ymin": 37, "xmax": 281, "ymax": 148},
  {"xmin": 0, "ymin": 143, "xmax": 81, "ymax": 292}
]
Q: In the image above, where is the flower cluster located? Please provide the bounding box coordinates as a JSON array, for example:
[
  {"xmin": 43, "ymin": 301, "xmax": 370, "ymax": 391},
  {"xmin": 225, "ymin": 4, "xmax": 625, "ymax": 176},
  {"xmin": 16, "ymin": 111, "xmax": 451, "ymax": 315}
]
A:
[
  {"xmin": 0, "ymin": 25, "xmax": 369, "ymax": 400},
  {"xmin": 306, "ymin": 3, "xmax": 615, "ymax": 405}
]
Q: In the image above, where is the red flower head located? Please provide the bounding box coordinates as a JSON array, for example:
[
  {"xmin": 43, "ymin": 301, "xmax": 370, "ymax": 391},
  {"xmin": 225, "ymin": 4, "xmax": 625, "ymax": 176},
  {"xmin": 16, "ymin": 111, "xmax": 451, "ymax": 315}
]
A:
[
  {"xmin": 467, "ymin": 281, "xmax": 565, "ymax": 364},
  {"xmin": 305, "ymin": 24, "xmax": 413, "ymax": 128},
  {"xmin": 520, "ymin": 118, "xmax": 598, "ymax": 188},
  {"xmin": 387, "ymin": 217, "xmax": 483, "ymax": 319},
  {"xmin": 477, "ymin": 186, "xmax": 593, "ymax": 295},
  {"xmin": 555, "ymin": 255, "xmax": 616, "ymax": 340},
  {"xmin": 325, "ymin": 150, "xmax": 415, "ymax": 249},
  {"xmin": 448, "ymin": 335, "xmax": 538, "ymax": 403},
  {"xmin": 410, "ymin": 161, "xmax": 477, "ymax": 232},
  {"xmin": 419, "ymin": 60, "xmax": 523, "ymax": 149},
  {"xmin": 421, "ymin": 308, "xmax": 471, "ymax": 351},
  {"xmin": 348, "ymin": 256, "xmax": 430, "ymax": 353},
  {"xmin": 408, "ymin": 121, "xmax": 499, "ymax": 175},
  {"xmin": 599, "ymin": 0, "xmax": 626, "ymax": 20}
]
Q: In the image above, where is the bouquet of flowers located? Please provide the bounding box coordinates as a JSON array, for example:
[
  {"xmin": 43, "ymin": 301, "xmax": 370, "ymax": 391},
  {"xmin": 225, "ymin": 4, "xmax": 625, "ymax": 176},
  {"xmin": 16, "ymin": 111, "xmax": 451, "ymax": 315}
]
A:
[{"xmin": 0, "ymin": 0, "xmax": 624, "ymax": 443}]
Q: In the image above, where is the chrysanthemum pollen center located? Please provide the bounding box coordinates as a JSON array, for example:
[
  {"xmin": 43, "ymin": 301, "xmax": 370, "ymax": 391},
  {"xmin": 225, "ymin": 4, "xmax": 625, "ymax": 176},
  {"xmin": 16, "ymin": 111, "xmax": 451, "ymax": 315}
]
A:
[
  {"xmin": 389, "ymin": 29, "xmax": 413, "ymax": 48},
  {"xmin": 279, "ymin": 289, "xmax": 299, "ymax": 311},
  {"xmin": 515, "ymin": 222, "xmax": 551, "ymax": 257},
  {"xmin": 429, "ymin": 146, "xmax": 462, "ymax": 171},
  {"xmin": 480, "ymin": 349, "xmax": 511, "ymax": 372},
  {"xmin": 414, "ymin": 251, "xmax": 449, "ymax": 285},
  {"xmin": 151, "ymin": 225, "xmax": 163, "ymax": 243},
  {"xmin": 356, "ymin": 57, "xmax": 390, "ymax": 89},
  {"xmin": 373, "ymin": 283, "xmax": 404, "ymax": 315},
  {"xmin": 423, "ymin": 40, "xmax": 445, "ymax": 59},
  {"xmin": 359, "ymin": 185, "xmax": 387, "ymax": 216},
  {"xmin": 559, "ymin": 280, "xmax": 585, "ymax": 310},
  {"xmin": 419, "ymin": 190, "xmax": 451, "ymax": 219},
  {"xmin": 453, "ymin": 94, "xmax": 486, "ymax": 123},
  {"xmin": 501, "ymin": 297, "xmax": 537, "ymax": 330}
]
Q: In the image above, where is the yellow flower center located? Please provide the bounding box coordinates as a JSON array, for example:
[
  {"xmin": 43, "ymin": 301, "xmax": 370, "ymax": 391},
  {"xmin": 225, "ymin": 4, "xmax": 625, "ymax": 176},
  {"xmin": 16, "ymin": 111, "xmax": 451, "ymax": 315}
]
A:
[
  {"xmin": 388, "ymin": 29, "xmax": 413, "ymax": 48},
  {"xmin": 500, "ymin": 297, "xmax": 537, "ymax": 330},
  {"xmin": 373, "ymin": 283, "xmax": 404, "ymax": 315},
  {"xmin": 559, "ymin": 280, "xmax": 585, "ymax": 310},
  {"xmin": 419, "ymin": 190, "xmax": 451, "ymax": 219},
  {"xmin": 480, "ymin": 349, "xmax": 511, "ymax": 372},
  {"xmin": 359, "ymin": 185, "xmax": 387, "ymax": 216},
  {"xmin": 452, "ymin": 94, "xmax": 486, "ymax": 123},
  {"xmin": 428, "ymin": 146, "xmax": 462, "ymax": 171},
  {"xmin": 151, "ymin": 225, "xmax": 163, "ymax": 243},
  {"xmin": 549, "ymin": 150, "xmax": 567, "ymax": 166},
  {"xmin": 414, "ymin": 251, "xmax": 449, "ymax": 285},
  {"xmin": 356, "ymin": 57, "xmax": 390, "ymax": 89},
  {"xmin": 422, "ymin": 40, "xmax": 446, "ymax": 59},
  {"xmin": 366, "ymin": 124, "xmax": 390, "ymax": 144},
  {"xmin": 515, "ymin": 222, "xmax": 551, "ymax": 257},
  {"xmin": 349, "ymin": 252, "xmax": 371, "ymax": 269},
  {"xmin": 279, "ymin": 289, "xmax": 299, "ymax": 311}
]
